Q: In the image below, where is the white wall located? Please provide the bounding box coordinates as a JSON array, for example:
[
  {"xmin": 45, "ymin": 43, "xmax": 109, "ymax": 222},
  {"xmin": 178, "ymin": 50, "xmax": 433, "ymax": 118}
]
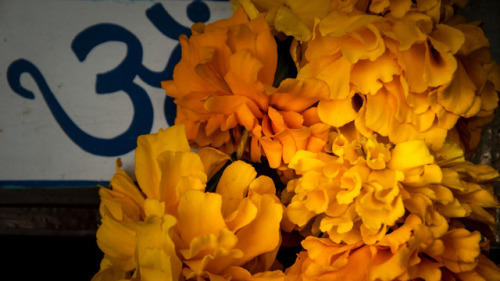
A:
[{"xmin": 0, "ymin": 0, "xmax": 233, "ymax": 185}]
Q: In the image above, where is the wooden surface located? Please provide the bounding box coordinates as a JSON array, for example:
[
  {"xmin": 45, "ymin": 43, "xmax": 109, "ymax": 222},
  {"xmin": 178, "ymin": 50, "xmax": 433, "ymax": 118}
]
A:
[
  {"xmin": 0, "ymin": 187, "xmax": 102, "ymax": 281},
  {"xmin": 0, "ymin": 187, "xmax": 100, "ymax": 237}
]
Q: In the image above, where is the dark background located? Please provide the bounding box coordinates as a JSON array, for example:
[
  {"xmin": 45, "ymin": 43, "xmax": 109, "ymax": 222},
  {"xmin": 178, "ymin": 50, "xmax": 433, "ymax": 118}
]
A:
[{"xmin": 0, "ymin": 188, "xmax": 101, "ymax": 281}]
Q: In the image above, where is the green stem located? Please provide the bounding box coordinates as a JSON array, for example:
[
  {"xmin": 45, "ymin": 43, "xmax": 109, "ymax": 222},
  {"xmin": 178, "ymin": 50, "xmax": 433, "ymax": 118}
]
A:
[{"xmin": 236, "ymin": 129, "xmax": 250, "ymax": 160}]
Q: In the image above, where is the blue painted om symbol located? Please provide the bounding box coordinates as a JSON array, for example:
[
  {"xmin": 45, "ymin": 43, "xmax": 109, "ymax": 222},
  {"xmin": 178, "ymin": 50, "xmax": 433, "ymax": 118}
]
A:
[{"xmin": 7, "ymin": 1, "xmax": 213, "ymax": 156}]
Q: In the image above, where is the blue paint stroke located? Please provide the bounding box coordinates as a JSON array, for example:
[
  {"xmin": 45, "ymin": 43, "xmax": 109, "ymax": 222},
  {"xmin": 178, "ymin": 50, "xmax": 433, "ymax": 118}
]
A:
[
  {"xmin": 144, "ymin": 1, "xmax": 211, "ymax": 126},
  {"xmin": 5, "ymin": 1, "xmax": 216, "ymax": 158},
  {"xmin": 7, "ymin": 24, "xmax": 154, "ymax": 156}
]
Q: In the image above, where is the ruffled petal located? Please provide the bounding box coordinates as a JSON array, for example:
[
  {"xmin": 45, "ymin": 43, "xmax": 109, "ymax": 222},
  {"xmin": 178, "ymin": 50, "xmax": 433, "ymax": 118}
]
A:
[
  {"xmin": 177, "ymin": 190, "xmax": 227, "ymax": 244},
  {"xmin": 318, "ymin": 98, "xmax": 358, "ymax": 127},
  {"xmin": 136, "ymin": 125, "xmax": 191, "ymax": 199},
  {"xmin": 216, "ymin": 161, "xmax": 258, "ymax": 217},
  {"xmin": 235, "ymin": 194, "xmax": 283, "ymax": 265},
  {"xmin": 389, "ymin": 140, "xmax": 434, "ymax": 170}
]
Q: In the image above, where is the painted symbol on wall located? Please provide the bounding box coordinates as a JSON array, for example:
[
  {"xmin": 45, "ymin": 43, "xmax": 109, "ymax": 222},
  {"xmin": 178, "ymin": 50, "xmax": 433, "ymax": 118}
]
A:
[{"xmin": 6, "ymin": 1, "xmax": 212, "ymax": 156}]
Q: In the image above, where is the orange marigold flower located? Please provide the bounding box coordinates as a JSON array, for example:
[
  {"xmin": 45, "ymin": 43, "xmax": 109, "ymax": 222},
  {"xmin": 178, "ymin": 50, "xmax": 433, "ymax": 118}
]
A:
[{"xmin": 163, "ymin": 8, "xmax": 330, "ymax": 169}]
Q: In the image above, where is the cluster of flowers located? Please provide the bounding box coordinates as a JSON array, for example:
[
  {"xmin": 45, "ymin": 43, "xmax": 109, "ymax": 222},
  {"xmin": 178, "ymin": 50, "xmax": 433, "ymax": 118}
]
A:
[{"xmin": 93, "ymin": 0, "xmax": 500, "ymax": 280}]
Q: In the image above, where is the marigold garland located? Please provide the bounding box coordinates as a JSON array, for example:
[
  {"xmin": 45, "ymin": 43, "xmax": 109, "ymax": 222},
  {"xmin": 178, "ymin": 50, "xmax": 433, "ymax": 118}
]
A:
[{"xmin": 93, "ymin": 0, "xmax": 500, "ymax": 280}]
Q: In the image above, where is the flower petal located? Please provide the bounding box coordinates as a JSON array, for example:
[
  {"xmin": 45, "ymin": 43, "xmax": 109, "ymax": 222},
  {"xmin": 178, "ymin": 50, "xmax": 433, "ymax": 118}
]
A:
[
  {"xmin": 389, "ymin": 140, "xmax": 434, "ymax": 171},
  {"xmin": 216, "ymin": 161, "xmax": 257, "ymax": 217},
  {"xmin": 198, "ymin": 147, "xmax": 231, "ymax": 180},
  {"xmin": 177, "ymin": 190, "xmax": 227, "ymax": 244},
  {"xmin": 157, "ymin": 151, "xmax": 207, "ymax": 215},
  {"xmin": 235, "ymin": 195, "xmax": 283, "ymax": 265},
  {"xmin": 318, "ymin": 98, "xmax": 358, "ymax": 127},
  {"xmin": 136, "ymin": 125, "xmax": 191, "ymax": 199}
]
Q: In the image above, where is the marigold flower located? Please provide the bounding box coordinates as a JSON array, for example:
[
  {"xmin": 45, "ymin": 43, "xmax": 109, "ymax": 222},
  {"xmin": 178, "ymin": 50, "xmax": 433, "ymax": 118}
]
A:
[
  {"xmin": 96, "ymin": 1, "xmax": 500, "ymax": 279},
  {"xmin": 294, "ymin": 1, "xmax": 500, "ymax": 151},
  {"xmin": 286, "ymin": 214, "xmax": 500, "ymax": 281},
  {"xmin": 285, "ymin": 237, "xmax": 369, "ymax": 280},
  {"xmin": 176, "ymin": 160, "xmax": 284, "ymax": 279},
  {"xmin": 94, "ymin": 166, "xmax": 182, "ymax": 280},
  {"xmin": 133, "ymin": 200, "xmax": 183, "ymax": 280},
  {"xmin": 232, "ymin": 0, "xmax": 332, "ymax": 42},
  {"xmin": 284, "ymin": 126, "xmax": 500, "ymax": 246},
  {"xmin": 163, "ymin": 8, "xmax": 330, "ymax": 169},
  {"xmin": 401, "ymin": 139, "xmax": 500, "ymax": 239},
  {"xmin": 93, "ymin": 125, "xmax": 285, "ymax": 280},
  {"xmin": 284, "ymin": 130, "xmax": 409, "ymax": 244},
  {"xmin": 93, "ymin": 125, "xmax": 199, "ymax": 280}
]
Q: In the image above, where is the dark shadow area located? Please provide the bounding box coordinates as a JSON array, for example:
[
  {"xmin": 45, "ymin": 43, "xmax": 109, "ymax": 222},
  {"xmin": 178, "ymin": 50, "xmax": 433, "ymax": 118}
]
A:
[{"xmin": 1, "ymin": 235, "xmax": 103, "ymax": 281}]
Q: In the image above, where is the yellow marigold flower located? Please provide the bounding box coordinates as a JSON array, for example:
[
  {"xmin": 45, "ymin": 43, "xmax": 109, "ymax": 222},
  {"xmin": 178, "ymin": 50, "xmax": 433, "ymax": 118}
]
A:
[
  {"xmin": 93, "ymin": 125, "xmax": 198, "ymax": 280},
  {"xmin": 375, "ymin": 215, "xmax": 495, "ymax": 280},
  {"xmin": 284, "ymin": 131, "xmax": 412, "ymax": 244},
  {"xmin": 284, "ymin": 237, "xmax": 369, "ymax": 280},
  {"xmin": 297, "ymin": 2, "xmax": 499, "ymax": 151},
  {"xmin": 286, "ymin": 214, "xmax": 500, "ymax": 281},
  {"xmin": 284, "ymin": 126, "xmax": 500, "ymax": 247},
  {"xmin": 454, "ymin": 254, "xmax": 500, "ymax": 281},
  {"xmin": 447, "ymin": 21, "xmax": 500, "ymax": 153},
  {"xmin": 436, "ymin": 140, "xmax": 500, "ymax": 224},
  {"xmin": 94, "ymin": 125, "xmax": 284, "ymax": 280},
  {"xmin": 401, "ymin": 139, "xmax": 500, "ymax": 240},
  {"xmin": 369, "ymin": 0, "xmax": 412, "ymax": 18},
  {"xmin": 93, "ymin": 162, "xmax": 146, "ymax": 280},
  {"xmin": 163, "ymin": 8, "xmax": 330, "ymax": 169},
  {"xmin": 232, "ymin": 0, "xmax": 332, "ymax": 42},
  {"xmin": 95, "ymin": 193, "xmax": 182, "ymax": 281},
  {"xmin": 176, "ymin": 160, "xmax": 283, "ymax": 279},
  {"xmin": 368, "ymin": 0, "xmax": 468, "ymax": 21},
  {"xmin": 133, "ymin": 200, "xmax": 183, "ymax": 280}
]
